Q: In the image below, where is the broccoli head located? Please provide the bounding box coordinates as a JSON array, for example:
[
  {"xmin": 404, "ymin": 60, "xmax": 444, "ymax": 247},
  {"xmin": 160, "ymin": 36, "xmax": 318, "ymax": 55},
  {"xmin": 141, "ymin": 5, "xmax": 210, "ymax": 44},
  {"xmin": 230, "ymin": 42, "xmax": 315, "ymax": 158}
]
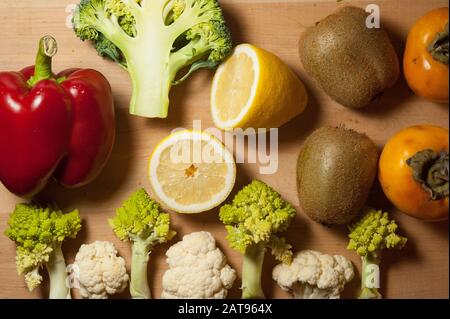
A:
[
  {"xmin": 109, "ymin": 188, "xmax": 176, "ymax": 299},
  {"xmin": 219, "ymin": 180, "xmax": 296, "ymax": 299},
  {"xmin": 348, "ymin": 207, "xmax": 407, "ymax": 299},
  {"xmin": 73, "ymin": 0, "xmax": 233, "ymax": 118},
  {"xmin": 5, "ymin": 203, "xmax": 81, "ymax": 299}
]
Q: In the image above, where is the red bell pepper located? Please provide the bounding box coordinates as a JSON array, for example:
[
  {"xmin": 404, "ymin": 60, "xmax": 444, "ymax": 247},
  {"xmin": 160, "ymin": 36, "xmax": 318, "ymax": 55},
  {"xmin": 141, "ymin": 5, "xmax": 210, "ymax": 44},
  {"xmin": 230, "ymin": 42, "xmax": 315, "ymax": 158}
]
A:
[{"xmin": 0, "ymin": 36, "xmax": 115, "ymax": 197}]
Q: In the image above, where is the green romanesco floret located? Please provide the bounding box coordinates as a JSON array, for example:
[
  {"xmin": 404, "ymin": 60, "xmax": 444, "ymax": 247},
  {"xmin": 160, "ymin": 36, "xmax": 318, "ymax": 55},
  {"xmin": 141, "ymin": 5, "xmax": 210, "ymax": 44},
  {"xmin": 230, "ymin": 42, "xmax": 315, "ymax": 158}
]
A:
[
  {"xmin": 219, "ymin": 180, "xmax": 296, "ymax": 299},
  {"xmin": 5, "ymin": 203, "xmax": 81, "ymax": 299},
  {"xmin": 73, "ymin": 0, "xmax": 233, "ymax": 118},
  {"xmin": 267, "ymin": 236, "xmax": 293, "ymax": 264},
  {"xmin": 347, "ymin": 207, "xmax": 407, "ymax": 299},
  {"xmin": 348, "ymin": 208, "xmax": 407, "ymax": 255},
  {"xmin": 109, "ymin": 188, "xmax": 176, "ymax": 299}
]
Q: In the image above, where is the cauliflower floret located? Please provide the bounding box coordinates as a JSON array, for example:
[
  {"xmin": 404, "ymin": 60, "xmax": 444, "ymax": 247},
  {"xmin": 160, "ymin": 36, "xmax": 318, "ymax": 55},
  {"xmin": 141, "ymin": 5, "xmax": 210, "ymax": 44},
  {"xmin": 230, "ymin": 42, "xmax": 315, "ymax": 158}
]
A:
[
  {"xmin": 161, "ymin": 231, "xmax": 237, "ymax": 299},
  {"xmin": 74, "ymin": 241, "xmax": 129, "ymax": 299},
  {"xmin": 272, "ymin": 250, "xmax": 354, "ymax": 299}
]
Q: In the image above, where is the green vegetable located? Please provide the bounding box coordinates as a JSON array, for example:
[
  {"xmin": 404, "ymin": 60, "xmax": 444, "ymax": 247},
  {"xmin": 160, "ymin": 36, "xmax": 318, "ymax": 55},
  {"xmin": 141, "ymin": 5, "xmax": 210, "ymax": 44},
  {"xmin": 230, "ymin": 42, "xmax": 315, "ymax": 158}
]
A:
[
  {"xmin": 73, "ymin": 0, "xmax": 233, "ymax": 118},
  {"xmin": 109, "ymin": 188, "xmax": 176, "ymax": 299},
  {"xmin": 4, "ymin": 204, "xmax": 81, "ymax": 299},
  {"xmin": 347, "ymin": 207, "xmax": 408, "ymax": 299},
  {"xmin": 219, "ymin": 180, "xmax": 296, "ymax": 299}
]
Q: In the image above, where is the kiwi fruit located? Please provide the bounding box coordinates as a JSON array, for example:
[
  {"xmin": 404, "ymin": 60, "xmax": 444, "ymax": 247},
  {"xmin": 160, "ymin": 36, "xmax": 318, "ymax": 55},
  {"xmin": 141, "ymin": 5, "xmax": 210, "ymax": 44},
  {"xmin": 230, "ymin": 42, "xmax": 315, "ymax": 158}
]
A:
[
  {"xmin": 299, "ymin": 6, "xmax": 399, "ymax": 109},
  {"xmin": 296, "ymin": 126, "xmax": 378, "ymax": 225}
]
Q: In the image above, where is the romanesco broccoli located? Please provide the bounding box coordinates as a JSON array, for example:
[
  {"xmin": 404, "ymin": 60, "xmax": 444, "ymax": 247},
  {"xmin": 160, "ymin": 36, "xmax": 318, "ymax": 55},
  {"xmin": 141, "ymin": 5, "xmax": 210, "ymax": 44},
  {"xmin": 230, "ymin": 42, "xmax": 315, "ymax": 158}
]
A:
[
  {"xmin": 219, "ymin": 180, "xmax": 296, "ymax": 299},
  {"xmin": 5, "ymin": 203, "xmax": 81, "ymax": 299},
  {"xmin": 348, "ymin": 207, "xmax": 407, "ymax": 299},
  {"xmin": 109, "ymin": 188, "xmax": 176, "ymax": 299}
]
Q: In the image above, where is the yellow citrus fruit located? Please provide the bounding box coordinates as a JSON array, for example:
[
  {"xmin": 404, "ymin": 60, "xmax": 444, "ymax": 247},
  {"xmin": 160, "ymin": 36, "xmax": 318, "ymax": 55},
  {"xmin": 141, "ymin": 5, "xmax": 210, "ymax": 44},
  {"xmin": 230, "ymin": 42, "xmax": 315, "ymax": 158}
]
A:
[
  {"xmin": 148, "ymin": 130, "xmax": 236, "ymax": 214},
  {"xmin": 211, "ymin": 43, "xmax": 308, "ymax": 130}
]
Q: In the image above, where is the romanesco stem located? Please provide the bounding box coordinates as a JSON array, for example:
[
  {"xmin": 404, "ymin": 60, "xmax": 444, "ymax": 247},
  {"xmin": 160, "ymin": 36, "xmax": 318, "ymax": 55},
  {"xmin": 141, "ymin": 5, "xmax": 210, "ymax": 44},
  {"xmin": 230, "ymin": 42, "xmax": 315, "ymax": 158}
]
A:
[
  {"xmin": 242, "ymin": 242, "xmax": 266, "ymax": 299},
  {"xmin": 46, "ymin": 245, "xmax": 71, "ymax": 299},
  {"xmin": 130, "ymin": 240, "xmax": 151, "ymax": 299},
  {"xmin": 360, "ymin": 253, "xmax": 382, "ymax": 299}
]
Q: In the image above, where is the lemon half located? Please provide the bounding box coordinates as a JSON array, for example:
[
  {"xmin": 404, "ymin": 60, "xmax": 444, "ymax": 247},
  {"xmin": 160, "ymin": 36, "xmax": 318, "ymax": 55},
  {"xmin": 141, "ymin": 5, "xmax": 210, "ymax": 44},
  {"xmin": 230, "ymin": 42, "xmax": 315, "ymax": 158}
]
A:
[
  {"xmin": 148, "ymin": 130, "xmax": 236, "ymax": 214},
  {"xmin": 211, "ymin": 43, "xmax": 308, "ymax": 130}
]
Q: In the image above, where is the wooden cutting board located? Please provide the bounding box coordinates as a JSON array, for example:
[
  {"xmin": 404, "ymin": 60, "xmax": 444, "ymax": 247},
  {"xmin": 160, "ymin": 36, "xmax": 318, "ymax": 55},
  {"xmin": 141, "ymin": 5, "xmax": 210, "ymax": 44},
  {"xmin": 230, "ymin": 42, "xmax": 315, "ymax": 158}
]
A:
[{"xmin": 0, "ymin": 0, "xmax": 448, "ymax": 299}]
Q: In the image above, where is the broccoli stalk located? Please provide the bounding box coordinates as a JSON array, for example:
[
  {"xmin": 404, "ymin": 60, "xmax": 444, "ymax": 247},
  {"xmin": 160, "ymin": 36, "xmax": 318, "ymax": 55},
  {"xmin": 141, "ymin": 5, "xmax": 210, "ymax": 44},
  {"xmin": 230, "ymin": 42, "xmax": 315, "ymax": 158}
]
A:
[
  {"xmin": 347, "ymin": 207, "xmax": 408, "ymax": 299},
  {"xmin": 73, "ymin": 0, "xmax": 232, "ymax": 118},
  {"xmin": 219, "ymin": 180, "xmax": 296, "ymax": 299},
  {"xmin": 5, "ymin": 204, "xmax": 81, "ymax": 299},
  {"xmin": 109, "ymin": 188, "xmax": 176, "ymax": 299}
]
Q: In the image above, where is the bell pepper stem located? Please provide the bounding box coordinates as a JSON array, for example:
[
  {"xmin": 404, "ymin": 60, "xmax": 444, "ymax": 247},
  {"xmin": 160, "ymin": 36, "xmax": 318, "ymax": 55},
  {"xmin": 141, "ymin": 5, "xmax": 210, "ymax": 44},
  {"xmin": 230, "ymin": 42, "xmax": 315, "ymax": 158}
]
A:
[{"xmin": 27, "ymin": 35, "xmax": 58, "ymax": 87}]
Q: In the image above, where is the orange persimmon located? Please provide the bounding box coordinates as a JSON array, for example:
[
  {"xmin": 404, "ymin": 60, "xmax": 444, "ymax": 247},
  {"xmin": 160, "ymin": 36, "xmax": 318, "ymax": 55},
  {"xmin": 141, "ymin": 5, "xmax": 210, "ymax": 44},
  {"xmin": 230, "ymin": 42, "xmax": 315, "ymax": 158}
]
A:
[
  {"xmin": 404, "ymin": 7, "xmax": 449, "ymax": 103},
  {"xmin": 379, "ymin": 125, "xmax": 449, "ymax": 221}
]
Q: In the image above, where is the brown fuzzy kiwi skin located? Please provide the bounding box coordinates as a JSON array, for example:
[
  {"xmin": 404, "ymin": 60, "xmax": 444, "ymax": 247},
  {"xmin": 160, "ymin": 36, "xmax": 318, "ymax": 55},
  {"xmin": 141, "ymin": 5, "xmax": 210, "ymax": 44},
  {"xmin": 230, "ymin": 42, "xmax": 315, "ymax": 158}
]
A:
[
  {"xmin": 299, "ymin": 6, "xmax": 400, "ymax": 109},
  {"xmin": 296, "ymin": 126, "xmax": 379, "ymax": 225}
]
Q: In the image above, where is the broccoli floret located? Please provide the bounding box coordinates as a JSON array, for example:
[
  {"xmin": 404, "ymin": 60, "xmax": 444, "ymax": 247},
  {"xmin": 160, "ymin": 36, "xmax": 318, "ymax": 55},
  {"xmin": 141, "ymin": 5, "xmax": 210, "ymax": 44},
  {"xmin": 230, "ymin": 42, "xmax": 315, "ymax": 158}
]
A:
[
  {"xmin": 109, "ymin": 188, "xmax": 176, "ymax": 299},
  {"xmin": 94, "ymin": 33, "xmax": 127, "ymax": 67},
  {"xmin": 348, "ymin": 207, "xmax": 407, "ymax": 299},
  {"xmin": 73, "ymin": 0, "xmax": 233, "ymax": 118},
  {"xmin": 219, "ymin": 180, "xmax": 296, "ymax": 299},
  {"xmin": 5, "ymin": 204, "xmax": 81, "ymax": 299}
]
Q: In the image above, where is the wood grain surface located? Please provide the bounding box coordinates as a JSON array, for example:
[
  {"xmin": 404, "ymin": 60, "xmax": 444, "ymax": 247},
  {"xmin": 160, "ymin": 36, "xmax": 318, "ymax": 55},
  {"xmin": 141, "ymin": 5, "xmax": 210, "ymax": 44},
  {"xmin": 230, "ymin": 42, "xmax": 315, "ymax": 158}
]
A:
[{"xmin": 0, "ymin": 0, "xmax": 448, "ymax": 299}]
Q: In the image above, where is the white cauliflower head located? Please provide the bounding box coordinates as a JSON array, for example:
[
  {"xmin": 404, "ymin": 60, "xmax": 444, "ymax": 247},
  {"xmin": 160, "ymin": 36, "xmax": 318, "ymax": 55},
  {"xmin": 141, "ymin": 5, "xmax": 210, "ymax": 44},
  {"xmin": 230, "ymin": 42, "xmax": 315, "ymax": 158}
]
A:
[
  {"xmin": 272, "ymin": 250, "xmax": 354, "ymax": 299},
  {"xmin": 74, "ymin": 241, "xmax": 129, "ymax": 299},
  {"xmin": 161, "ymin": 231, "xmax": 237, "ymax": 299}
]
